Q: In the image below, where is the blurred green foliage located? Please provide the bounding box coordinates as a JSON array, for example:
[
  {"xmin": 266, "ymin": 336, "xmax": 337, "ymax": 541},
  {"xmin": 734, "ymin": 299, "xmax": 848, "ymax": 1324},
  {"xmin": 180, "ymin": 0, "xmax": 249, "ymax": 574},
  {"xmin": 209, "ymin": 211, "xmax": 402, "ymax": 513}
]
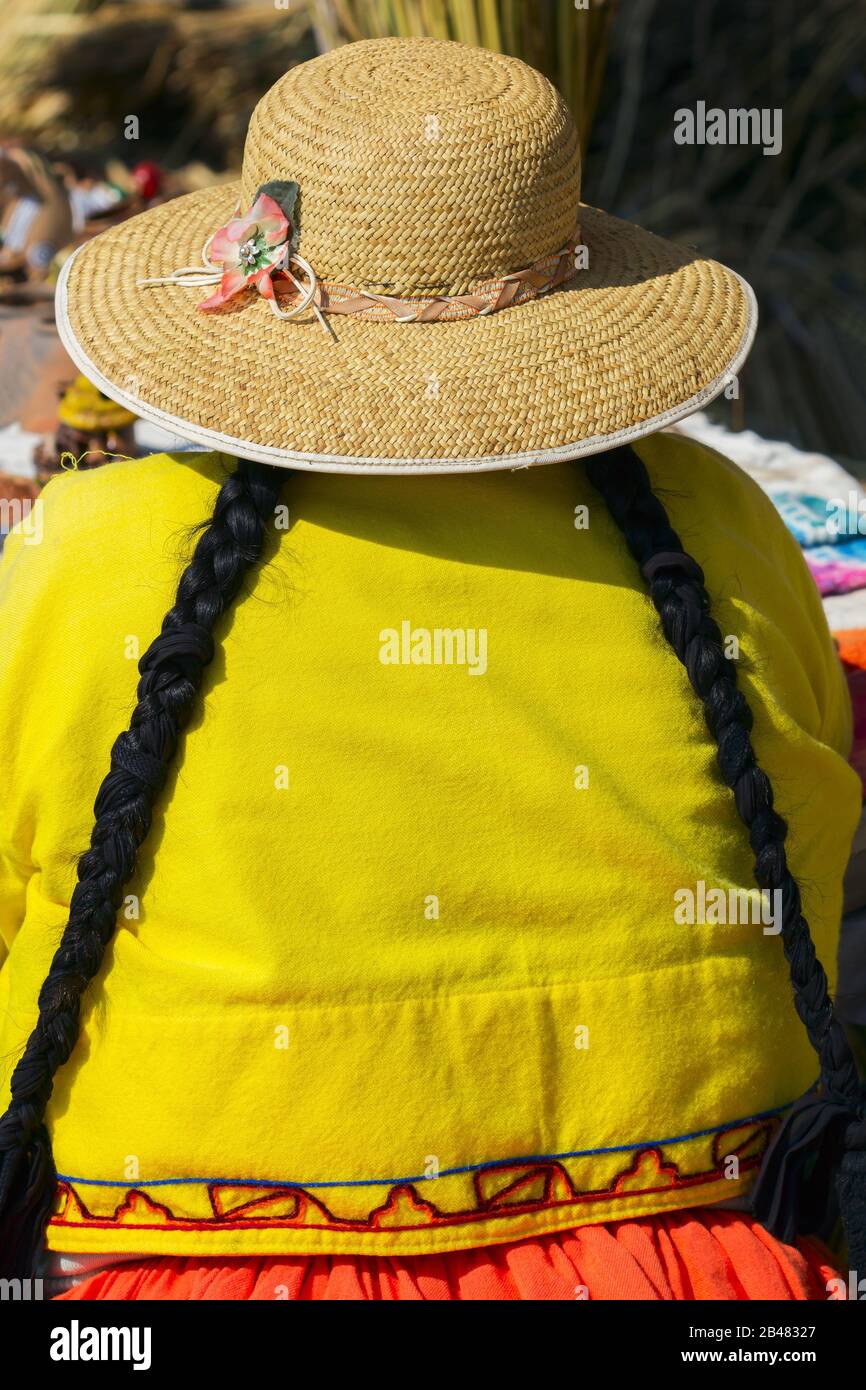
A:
[{"xmin": 587, "ymin": 0, "xmax": 866, "ymax": 460}]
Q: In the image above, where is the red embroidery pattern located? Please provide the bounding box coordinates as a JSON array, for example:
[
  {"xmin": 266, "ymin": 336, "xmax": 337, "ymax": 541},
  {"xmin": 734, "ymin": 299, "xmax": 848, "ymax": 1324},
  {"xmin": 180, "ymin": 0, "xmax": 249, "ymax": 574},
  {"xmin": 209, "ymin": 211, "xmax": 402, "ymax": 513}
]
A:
[{"xmin": 50, "ymin": 1120, "xmax": 772, "ymax": 1238}]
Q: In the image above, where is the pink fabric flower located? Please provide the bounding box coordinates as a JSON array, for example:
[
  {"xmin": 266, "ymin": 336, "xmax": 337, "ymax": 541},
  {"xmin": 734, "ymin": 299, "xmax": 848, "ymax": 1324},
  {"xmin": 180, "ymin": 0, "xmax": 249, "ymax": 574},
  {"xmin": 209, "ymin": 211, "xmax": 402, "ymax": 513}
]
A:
[{"xmin": 199, "ymin": 193, "xmax": 289, "ymax": 311}]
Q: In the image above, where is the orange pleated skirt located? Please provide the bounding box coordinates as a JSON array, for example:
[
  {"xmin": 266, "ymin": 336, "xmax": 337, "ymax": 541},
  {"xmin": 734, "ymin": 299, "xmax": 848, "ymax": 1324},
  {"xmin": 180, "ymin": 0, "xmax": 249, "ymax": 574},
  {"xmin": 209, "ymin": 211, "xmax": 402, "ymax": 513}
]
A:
[{"xmin": 54, "ymin": 1208, "xmax": 839, "ymax": 1301}]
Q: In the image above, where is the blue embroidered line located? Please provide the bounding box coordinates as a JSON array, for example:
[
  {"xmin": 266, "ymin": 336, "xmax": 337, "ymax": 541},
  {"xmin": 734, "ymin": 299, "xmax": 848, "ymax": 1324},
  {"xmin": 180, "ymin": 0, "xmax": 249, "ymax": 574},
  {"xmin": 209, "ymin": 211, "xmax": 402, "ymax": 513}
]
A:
[{"xmin": 57, "ymin": 1094, "xmax": 801, "ymax": 1191}]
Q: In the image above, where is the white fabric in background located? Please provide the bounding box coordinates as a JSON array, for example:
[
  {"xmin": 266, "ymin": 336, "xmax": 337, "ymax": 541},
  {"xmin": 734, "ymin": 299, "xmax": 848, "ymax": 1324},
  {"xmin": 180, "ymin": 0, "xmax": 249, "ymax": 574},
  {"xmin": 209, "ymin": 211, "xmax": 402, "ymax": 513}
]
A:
[
  {"xmin": 2, "ymin": 196, "xmax": 39, "ymax": 252},
  {"xmin": 674, "ymin": 412, "xmax": 865, "ymax": 504},
  {"xmin": 674, "ymin": 414, "xmax": 866, "ymax": 631},
  {"xmin": 0, "ymin": 422, "xmax": 40, "ymax": 478}
]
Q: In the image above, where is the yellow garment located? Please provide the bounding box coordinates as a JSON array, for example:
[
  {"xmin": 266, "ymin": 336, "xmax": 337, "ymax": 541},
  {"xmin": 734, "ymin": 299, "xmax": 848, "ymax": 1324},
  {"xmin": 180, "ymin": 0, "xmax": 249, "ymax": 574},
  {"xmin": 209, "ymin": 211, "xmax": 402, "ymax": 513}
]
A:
[
  {"xmin": 0, "ymin": 434, "xmax": 858, "ymax": 1257},
  {"xmin": 57, "ymin": 375, "xmax": 137, "ymax": 433}
]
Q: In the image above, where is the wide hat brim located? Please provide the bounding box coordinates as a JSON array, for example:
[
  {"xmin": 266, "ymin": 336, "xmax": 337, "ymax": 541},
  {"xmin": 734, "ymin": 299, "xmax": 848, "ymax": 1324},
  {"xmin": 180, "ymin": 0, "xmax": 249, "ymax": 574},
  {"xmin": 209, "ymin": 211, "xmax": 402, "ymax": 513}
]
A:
[{"xmin": 56, "ymin": 182, "xmax": 756, "ymax": 474}]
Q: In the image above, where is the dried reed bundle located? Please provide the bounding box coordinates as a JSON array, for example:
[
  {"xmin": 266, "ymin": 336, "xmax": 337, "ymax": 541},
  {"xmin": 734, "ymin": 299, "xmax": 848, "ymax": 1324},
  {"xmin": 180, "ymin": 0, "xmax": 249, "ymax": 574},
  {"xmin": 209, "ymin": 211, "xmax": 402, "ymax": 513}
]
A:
[{"xmin": 0, "ymin": 2, "xmax": 314, "ymax": 168}]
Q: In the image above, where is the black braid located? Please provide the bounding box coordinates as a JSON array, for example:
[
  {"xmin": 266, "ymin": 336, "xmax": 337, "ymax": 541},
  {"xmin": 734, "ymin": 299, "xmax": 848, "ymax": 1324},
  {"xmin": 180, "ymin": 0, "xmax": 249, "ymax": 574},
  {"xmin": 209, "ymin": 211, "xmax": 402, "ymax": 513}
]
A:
[
  {"xmin": 587, "ymin": 444, "xmax": 866, "ymax": 1255},
  {"xmin": 0, "ymin": 456, "xmax": 284, "ymax": 1276}
]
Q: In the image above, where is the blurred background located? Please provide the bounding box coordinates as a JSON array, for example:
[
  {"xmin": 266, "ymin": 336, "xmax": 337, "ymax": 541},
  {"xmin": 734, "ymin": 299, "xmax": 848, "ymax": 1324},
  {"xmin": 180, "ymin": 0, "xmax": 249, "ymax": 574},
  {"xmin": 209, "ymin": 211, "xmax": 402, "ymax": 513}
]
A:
[{"xmin": 0, "ymin": 0, "xmax": 864, "ymax": 456}]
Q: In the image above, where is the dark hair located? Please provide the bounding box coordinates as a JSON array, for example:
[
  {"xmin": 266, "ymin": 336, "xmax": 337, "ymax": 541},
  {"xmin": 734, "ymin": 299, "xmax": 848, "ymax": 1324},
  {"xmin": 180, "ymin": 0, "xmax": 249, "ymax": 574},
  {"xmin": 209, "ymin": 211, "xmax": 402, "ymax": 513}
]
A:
[
  {"xmin": 0, "ymin": 456, "xmax": 284, "ymax": 1275},
  {"xmin": 0, "ymin": 442, "xmax": 863, "ymax": 1277},
  {"xmin": 587, "ymin": 444, "xmax": 865, "ymax": 1270}
]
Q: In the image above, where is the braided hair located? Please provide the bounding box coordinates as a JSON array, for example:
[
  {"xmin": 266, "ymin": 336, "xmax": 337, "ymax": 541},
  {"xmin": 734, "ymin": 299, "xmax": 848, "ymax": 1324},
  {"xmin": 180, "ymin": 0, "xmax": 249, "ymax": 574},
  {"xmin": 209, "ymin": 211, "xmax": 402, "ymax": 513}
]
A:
[
  {"xmin": 0, "ymin": 441, "xmax": 863, "ymax": 1275},
  {"xmin": 586, "ymin": 444, "xmax": 866, "ymax": 1268},
  {"xmin": 0, "ymin": 456, "xmax": 283, "ymax": 1276}
]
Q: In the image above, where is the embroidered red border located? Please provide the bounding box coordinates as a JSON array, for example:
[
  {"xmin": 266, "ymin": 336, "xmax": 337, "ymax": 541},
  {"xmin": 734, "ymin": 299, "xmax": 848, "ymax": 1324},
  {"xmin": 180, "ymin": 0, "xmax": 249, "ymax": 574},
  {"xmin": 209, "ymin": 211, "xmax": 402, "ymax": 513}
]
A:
[{"xmin": 50, "ymin": 1121, "xmax": 772, "ymax": 1237}]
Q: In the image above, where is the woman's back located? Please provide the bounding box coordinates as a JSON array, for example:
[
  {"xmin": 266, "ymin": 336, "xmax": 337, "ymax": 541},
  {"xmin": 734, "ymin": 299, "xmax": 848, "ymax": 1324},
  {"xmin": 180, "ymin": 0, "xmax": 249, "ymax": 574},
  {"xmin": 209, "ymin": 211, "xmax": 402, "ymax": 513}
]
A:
[{"xmin": 0, "ymin": 431, "xmax": 857, "ymax": 1259}]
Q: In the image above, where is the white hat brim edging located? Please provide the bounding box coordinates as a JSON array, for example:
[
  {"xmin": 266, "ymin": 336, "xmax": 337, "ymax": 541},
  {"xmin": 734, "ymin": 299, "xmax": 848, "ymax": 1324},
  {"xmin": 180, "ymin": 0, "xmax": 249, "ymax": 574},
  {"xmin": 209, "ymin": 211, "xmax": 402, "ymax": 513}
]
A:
[{"xmin": 55, "ymin": 246, "xmax": 758, "ymax": 476}]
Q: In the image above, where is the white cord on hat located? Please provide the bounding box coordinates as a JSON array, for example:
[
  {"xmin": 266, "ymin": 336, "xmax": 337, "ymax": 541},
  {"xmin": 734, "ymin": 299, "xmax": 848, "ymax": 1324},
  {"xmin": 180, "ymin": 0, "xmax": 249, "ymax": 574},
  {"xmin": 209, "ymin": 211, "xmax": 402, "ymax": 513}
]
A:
[{"xmin": 139, "ymin": 234, "xmax": 335, "ymax": 338}]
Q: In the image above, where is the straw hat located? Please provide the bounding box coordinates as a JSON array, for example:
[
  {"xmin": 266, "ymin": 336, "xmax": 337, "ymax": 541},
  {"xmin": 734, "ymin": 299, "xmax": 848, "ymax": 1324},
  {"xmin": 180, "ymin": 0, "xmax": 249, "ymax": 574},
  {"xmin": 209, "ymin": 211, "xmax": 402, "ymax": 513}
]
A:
[{"xmin": 55, "ymin": 38, "xmax": 756, "ymax": 475}]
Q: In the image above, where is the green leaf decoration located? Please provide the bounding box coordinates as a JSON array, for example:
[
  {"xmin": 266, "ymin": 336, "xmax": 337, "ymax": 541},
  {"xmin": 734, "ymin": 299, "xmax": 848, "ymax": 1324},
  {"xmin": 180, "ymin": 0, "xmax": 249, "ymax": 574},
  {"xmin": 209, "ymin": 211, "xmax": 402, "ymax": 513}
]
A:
[{"xmin": 255, "ymin": 180, "xmax": 300, "ymax": 254}]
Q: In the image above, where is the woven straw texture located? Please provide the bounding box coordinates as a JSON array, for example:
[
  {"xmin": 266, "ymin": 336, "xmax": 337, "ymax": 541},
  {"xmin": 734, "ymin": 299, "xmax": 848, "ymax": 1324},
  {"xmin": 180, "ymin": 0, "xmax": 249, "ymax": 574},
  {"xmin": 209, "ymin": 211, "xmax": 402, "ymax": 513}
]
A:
[{"xmin": 58, "ymin": 38, "xmax": 755, "ymax": 472}]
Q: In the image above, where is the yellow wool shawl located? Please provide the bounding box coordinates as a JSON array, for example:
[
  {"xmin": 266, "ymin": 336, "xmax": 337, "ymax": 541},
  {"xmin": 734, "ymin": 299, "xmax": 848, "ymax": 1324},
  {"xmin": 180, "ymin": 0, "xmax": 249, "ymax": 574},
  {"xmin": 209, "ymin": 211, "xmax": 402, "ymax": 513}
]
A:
[{"xmin": 0, "ymin": 433, "xmax": 858, "ymax": 1256}]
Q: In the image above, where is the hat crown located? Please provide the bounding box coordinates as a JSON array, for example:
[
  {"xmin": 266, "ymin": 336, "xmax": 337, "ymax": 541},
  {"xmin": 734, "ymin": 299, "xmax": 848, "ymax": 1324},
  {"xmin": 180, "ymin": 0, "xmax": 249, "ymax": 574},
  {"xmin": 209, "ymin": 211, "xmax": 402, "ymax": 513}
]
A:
[{"xmin": 241, "ymin": 37, "xmax": 581, "ymax": 297}]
